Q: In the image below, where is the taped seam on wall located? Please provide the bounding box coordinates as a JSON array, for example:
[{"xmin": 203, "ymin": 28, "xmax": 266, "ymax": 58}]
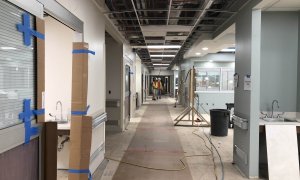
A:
[
  {"xmin": 18, "ymin": 99, "xmax": 44, "ymax": 144},
  {"xmin": 72, "ymin": 49, "xmax": 95, "ymax": 55},
  {"xmin": 17, "ymin": 13, "xmax": 45, "ymax": 46}
]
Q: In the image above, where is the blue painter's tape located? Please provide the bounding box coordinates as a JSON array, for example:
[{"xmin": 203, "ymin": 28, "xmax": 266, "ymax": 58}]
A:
[
  {"xmin": 33, "ymin": 109, "xmax": 45, "ymax": 116},
  {"xmin": 72, "ymin": 49, "xmax": 95, "ymax": 55},
  {"xmin": 68, "ymin": 169, "xmax": 92, "ymax": 180},
  {"xmin": 71, "ymin": 105, "xmax": 90, "ymax": 116},
  {"xmin": 17, "ymin": 13, "xmax": 45, "ymax": 46},
  {"xmin": 31, "ymin": 30, "xmax": 45, "ymax": 40},
  {"xmin": 18, "ymin": 99, "xmax": 42, "ymax": 144}
]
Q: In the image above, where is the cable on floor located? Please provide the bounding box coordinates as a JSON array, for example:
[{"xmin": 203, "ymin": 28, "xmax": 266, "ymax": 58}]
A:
[
  {"xmin": 105, "ymin": 152, "xmax": 211, "ymax": 172},
  {"xmin": 192, "ymin": 121, "xmax": 225, "ymax": 180}
]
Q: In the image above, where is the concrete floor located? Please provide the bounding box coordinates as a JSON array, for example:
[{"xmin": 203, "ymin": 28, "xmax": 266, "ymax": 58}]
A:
[
  {"xmin": 99, "ymin": 97, "xmax": 258, "ymax": 180},
  {"xmin": 58, "ymin": 97, "xmax": 262, "ymax": 179}
]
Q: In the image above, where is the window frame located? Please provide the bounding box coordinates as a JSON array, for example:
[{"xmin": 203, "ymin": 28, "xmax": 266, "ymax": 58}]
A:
[
  {"xmin": 195, "ymin": 67, "xmax": 235, "ymax": 93},
  {"xmin": 0, "ymin": 0, "xmax": 40, "ymax": 154}
]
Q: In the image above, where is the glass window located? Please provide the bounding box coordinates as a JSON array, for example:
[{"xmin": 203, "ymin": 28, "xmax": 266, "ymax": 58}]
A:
[
  {"xmin": 195, "ymin": 67, "xmax": 234, "ymax": 92},
  {"xmin": 0, "ymin": 1, "xmax": 36, "ymax": 129},
  {"xmin": 207, "ymin": 69, "xmax": 220, "ymax": 91},
  {"xmin": 222, "ymin": 68, "xmax": 234, "ymax": 91}
]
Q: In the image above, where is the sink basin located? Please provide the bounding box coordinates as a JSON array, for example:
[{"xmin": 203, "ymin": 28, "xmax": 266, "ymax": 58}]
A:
[
  {"xmin": 263, "ymin": 117, "xmax": 297, "ymax": 122},
  {"xmin": 263, "ymin": 117, "xmax": 284, "ymax": 122}
]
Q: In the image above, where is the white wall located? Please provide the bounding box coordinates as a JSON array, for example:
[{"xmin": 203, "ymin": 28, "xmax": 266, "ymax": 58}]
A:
[
  {"xmin": 56, "ymin": 0, "xmax": 106, "ymax": 173},
  {"xmin": 105, "ymin": 34, "xmax": 122, "ymax": 126},
  {"xmin": 122, "ymin": 44, "xmax": 136, "ymax": 130},
  {"xmin": 57, "ymin": 0, "xmax": 106, "ymax": 116},
  {"xmin": 135, "ymin": 56, "xmax": 142, "ymax": 108},
  {"xmin": 45, "ymin": 16, "xmax": 73, "ymax": 121}
]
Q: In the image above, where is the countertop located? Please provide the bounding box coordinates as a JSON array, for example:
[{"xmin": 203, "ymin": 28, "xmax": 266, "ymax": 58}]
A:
[
  {"xmin": 57, "ymin": 122, "xmax": 71, "ymax": 130},
  {"xmin": 259, "ymin": 119, "xmax": 300, "ymax": 126}
]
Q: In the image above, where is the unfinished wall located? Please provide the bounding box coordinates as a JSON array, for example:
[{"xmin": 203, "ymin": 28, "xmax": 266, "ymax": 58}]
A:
[
  {"xmin": 122, "ymin": 44, "xmax": 136, "ymax": 130},
  {"xmin": 233, "ymin": 1, "xmax": 261, "ymax": 177},
  {"xmin": 44, "ymin": 16, "xmax": 73, "ymax": 121},
  {"xmin": 105, "ymin": 34, "xmax": 122, "ymax": 126},
  {"xmin": 260, "ymin": 12, "xmax": 299, "ymax": 112}
]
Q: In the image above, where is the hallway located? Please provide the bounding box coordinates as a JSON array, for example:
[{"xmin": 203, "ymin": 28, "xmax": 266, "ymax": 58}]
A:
[{"xmin": 99, "ymin": 98, "xmax": 250, "ymax": 180}]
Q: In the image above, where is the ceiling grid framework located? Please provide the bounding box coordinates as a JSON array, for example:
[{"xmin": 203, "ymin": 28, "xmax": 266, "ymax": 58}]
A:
[{"xmin": 104, "ymin": 0, "xmax": 252, "ymax": 69}]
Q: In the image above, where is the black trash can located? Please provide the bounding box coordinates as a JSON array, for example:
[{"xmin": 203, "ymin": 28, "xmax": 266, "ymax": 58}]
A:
[{"xmin": 210, "ymin": 109, "xmax": 230, "ymax": 136}]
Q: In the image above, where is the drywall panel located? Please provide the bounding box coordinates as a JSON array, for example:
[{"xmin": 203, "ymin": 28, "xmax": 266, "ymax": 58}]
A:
[
  {"xmin": 121, "ymin": 44, "xmax": 136, "ymax": 130},
  {"xmin": 105, "ymin": 33, "xmax": 122, "ymax": 126},
  {"xmin": 57, "ymin": 0, "xmax": 106, "ymax": 115},
  {"xmin": 233, "ymin": 3, "xmax": 261, "ymax": 177},
  {"xmin": 266, "ymin": 125, "xmax": 300, "ymax": 180},
  {"xmin": 106, "ymin": 35, "xmax": 122, "ymax": 100},
  {"xmin": 45, "ymin": 16, "xmax": 73, "ymax": 121},
  {"xmin": 195, "ymin": 92, "xmax": 234, "ymax": 114},
  {"xmin": 261, "ymin": 12, "xmax": 299, "ymax": 112}
]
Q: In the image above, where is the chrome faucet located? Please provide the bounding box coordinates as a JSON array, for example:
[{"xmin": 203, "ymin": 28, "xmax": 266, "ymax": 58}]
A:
[
  {"xmin": 271, "ymin": 100, "xmax": 279, "ymax": 118},
  {"xmin": 56, "ymin": 101, "xmax": 63, "ymax": 121}
]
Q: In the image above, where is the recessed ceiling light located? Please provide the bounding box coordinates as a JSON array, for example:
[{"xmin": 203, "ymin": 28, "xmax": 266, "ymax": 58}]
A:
[
  {"xmin": 195, "ymin": 52, "xmax": 201, "ymax": 55},
  {"xmin": 147, "ymin": 45, "xmax": 181, "ymax": 49},
  {"xmin": 1, "ymin": 47, "xmax": 17, "ymax": 50},
  {"xmin": 202, "ymin": 47, "xmax": 208, "ymax": 51},
  {"xmin": 220, "ymin": 48, "xmax": 235, "ymax": 52},
  {"xmin": 209, "ymin": 60, "xmax": 213, "ymax": 62},
  {"xmin": 150, "ymin": 55, "xmax": 176, "ymax": 57}
]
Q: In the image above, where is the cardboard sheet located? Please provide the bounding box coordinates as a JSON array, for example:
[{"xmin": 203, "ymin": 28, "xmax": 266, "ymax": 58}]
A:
[
  {"xmin": 68, "ymin": 116, "xmax": 92, "ymax": 180},
  {"xmin": 266, "ymin": 125, "xmax": 300, "ymax": 180},
  {"xmin": 69, "ymin": 42, "xmax": 92, "ymax": 180}
]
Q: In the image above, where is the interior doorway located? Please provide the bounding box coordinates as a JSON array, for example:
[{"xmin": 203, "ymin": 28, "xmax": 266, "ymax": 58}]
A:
[{"xmin": 125, "ymin": 65, "xmax": 131, "ymax": 122}]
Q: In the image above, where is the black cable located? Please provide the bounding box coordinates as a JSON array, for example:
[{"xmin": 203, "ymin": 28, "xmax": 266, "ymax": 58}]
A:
[
  {"xmin": 203, "ymin": 128, "xmax": 225, "ymax": 180},
  {"xmin": 184, "ymin": 69, "xmax": 192, "ymax": 83}
]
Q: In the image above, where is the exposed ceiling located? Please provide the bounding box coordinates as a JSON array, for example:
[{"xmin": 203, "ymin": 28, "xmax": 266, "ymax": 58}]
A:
[{"xmin": 104, "ymin": 0, "xmax": 252, "ymax": 70}]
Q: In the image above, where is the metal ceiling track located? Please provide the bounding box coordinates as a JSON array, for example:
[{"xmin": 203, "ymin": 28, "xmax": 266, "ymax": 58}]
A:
[{"xmin": 104, "ymin": 0, "xmax": 250, "ymax": 69}]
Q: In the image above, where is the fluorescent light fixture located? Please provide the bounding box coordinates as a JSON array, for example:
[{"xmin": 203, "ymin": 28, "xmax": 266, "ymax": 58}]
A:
[
  {"xmin": 153, "ymin": 63, "xmax": 170, "ymax": 66},
  {"xmin": 150, "ymin": 55, "xmax": 175, "ymax": 57},
  {"xmin": 147, "ymin": 45, "xmax": 181, "ymax": 49},
  {"xmin": 1, "ymin": 47, "xmax": 17, "ymax": 50},
  {"xmin": 202, "ymin": 47, "xmax": 208, "ymax": 51},
  {"xmin": 220, "ymin": 48, "xmax": 236, "ymax": 52},
  {"xmin": 195, "ymin": 52, "xmax": 201, "ymax": 56}
]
